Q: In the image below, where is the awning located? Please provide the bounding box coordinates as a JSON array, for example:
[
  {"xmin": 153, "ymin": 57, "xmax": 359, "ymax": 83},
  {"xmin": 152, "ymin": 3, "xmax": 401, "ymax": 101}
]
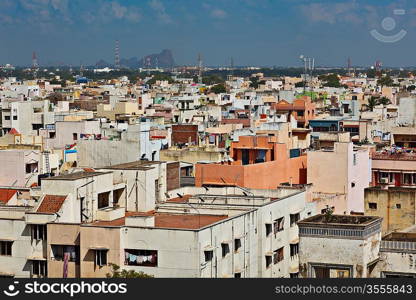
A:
[
  {"xmin": 0, "ymin": 238, "xmax": 14, "ymax": 242},
  {"xmin": 27, "ymin": 256, "xmax": 47, "ymax": 261},
  {"xmin": 265, "ymin": 251, "xmax": 273, "ymax": 256},
  {"xmin": 289, "ymin": 265, "xmax": 299, "ymax": 273},
  {"xmin": 204, "ymin": 245, "xmax": 215, "ymax": 251},
  {"xmin": 89, "ymin": 247, "xmax": 109, "ymax": 251},
  {"xmin": 290, "ymin": 238, "xmax": 299, "ymax": 244}
]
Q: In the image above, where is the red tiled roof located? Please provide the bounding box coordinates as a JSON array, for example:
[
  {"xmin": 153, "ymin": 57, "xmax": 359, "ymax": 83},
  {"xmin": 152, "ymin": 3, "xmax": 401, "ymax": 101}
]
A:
[
  {"xmin": 37, "ymin": 195, "xmax": 67, "ymax": 213},
  {"xmin": 91, "ymin": 211, "xmax": 228, "ymax": 230},
  {"xmin": 166, "ymin": 194, "xmax": 192, "ymax": 203},
  {"xmin": 8, "ymin": 128, "xmax": 20, "ymax": 135},
  {"xmin": 0, "ymin": 189, "xmax": 17, "ymax": 204}
]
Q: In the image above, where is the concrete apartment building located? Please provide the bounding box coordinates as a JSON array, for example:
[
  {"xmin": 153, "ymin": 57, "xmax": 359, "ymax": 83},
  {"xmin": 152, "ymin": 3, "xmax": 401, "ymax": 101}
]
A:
[
  {"xmin": 370, "ymin": 231, "xmax": 416, "ymax": 278},
  {"xmin": 0, "ymin": 159, "xmax": 177, "ymax": 278},
  {"xmin": 365, "ymin": 187, "xmax": 416, "ymax": 235},
  {"xmin": 43, "ymin": 186, "xmax": 315, "ymax": 278},
  {"xmin": 371, "ymin": 152, "xmax": 416, "ymax": 188},
  {"xmin": 0, "ymin": 149, "xmax": 42, "ymax": 187},
  {"xmin": 195, "ymin": 135, "xmax": 307, "ymax": 189},
  {"xmin": 307, "ymin": 142, "xmax": 371, "ymax": 214},
  {"xmin": 298, "ymin": 214, "xmax": 382, "ymax": 278},
  {"xmin": 272, "ymin": 96, "xmax": 316, "ymax": 128},
  {"xmin": 1, "ymin": 100, "xmax": 55, "ymax": 136},
  {"xmin": 77, "ymin": 123, "xmax": 167, "ymax": 168}
]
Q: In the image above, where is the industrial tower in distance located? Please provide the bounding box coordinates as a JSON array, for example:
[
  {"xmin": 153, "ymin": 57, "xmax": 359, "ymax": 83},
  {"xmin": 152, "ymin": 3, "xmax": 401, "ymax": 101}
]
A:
[{"xmin": 114, "ymin": 40, "xmax": 120, "ymax": 69}]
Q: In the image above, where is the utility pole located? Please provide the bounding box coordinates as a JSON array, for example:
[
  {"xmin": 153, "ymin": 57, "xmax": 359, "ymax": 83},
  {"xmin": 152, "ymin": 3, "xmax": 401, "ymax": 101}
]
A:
[{"xmin": 198, "ymin": 53, "xmax": 203, "ymax": 84}]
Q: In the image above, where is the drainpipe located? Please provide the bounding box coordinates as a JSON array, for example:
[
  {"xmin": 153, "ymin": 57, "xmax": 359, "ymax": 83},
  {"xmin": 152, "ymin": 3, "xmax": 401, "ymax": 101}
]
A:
[{"xmin": 135, "ymin": 171, "xmax": 139, "ymax": 212}]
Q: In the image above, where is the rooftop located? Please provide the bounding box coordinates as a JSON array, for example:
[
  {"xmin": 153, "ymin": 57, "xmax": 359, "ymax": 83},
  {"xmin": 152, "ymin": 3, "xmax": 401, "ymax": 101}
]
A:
[
  {"xmin": 299, "ymin": 214, "xmax": 378, "ymax": 225},
  {"xmin": 37, "ymin": 195, "xmax": 67, "ymax": 213},
  {"xmin": 383, "ymin": 232, "xmax": 416, "ymax": 243},
  {"xmin": 372, "ymin": 152, "xmax": 416, "ymax": 161},
  {"xmin": 99, "ymin": 160, "xmax": 163, "ymax": 170},
  {"xmin": 89, "ymin": 211, "xmax": 228, "ymax": 230},
  {"xmin": 42, "ymin": 171, "xmax": 112, "ymax": 181},
  {"xmin": 0, "ymin": 189, "xmax": 17, "ymax": 204}
]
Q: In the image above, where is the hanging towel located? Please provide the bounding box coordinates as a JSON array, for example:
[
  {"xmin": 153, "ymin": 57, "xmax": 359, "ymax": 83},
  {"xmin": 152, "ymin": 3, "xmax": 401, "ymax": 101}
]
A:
[
  {"xmin": 129, "ymin": 254, "xmax": 137, "ymax": 262},
  {"xmin": 137, "ymin": 256, "xmax": 144, "ymax": 264}
]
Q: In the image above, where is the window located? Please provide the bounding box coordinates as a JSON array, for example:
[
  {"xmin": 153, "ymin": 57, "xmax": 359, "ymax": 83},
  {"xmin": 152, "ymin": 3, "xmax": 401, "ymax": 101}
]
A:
[
  {"xmin": 155, "ymin": 179, "xmax": 159, "ymax": 202},
  {"xmin": 95, "ymin": 250, "xmax": 108, "ymax": 267},
  {"xmin": 290, "ymin": 213, "xmax": 300, "ymax": 227},
  {"xmin": 290, "ymin": 272, "xmax": 299, "ymax": 278},
  {"xmin": 0, "ymin": 241, "xmax": 12, "ymax": 256},
  {"xmin": 51, "ymin": 245, "xmax": 79, "ymax": 263},
  {"xmin": 204, "ymin": 250, "xmax": 213, "ymax": 262},
  {"xmin": 403, "ymin": 173, "xmax": 415, "ymax": 185},
  {"xmin": 25, "ymin": 162, "xmax": 38, "ymax": 174},
  {"xmin": 234, "ymin": 272, "xmax": 241, "ymax": 278},
  {"xmin": 351, "ymin": 182, "xmax": 356, "ymax": 188},
  {"xmin": 369, "ymin": 202, "xmax": 377, "ymax": 210},
  {"xmin": 32, "ymin": 260, "xmax": 47, "ymax": 277},
  {"xmin": 273, "ymin": 217, "xmax": 284, "ymax": 234},
  {"xmin": 265, "ymin": 255, "xmax": 272, "ymax": 268},
  {"xmin": 265, "ymin": 223, "xmax": 272, "ymax": 236},
  {"xmin": 12, "ymin": 116, "xmax": 17, "ymax": 120},
  {"xmin": 273, "ymin": 247, "xmax": 284, "ymax": 264},
  {"xmin": 31, "ymin": 225, "xmax": 47, "ymax": 240},
  {"xmin": 124, "ymin": 249, "xmax": 158, "ymax": 267},
  {"xmin": 4, "ymin": 116, "xmax": 10, "ymax": 120},
  {"xmin": 290, "ymin": 243, "xmax": 299, "ymax": 257},
  {"xmin": 297, "ymin": 111, "xmax": 304, "ymax": 117},
  {"xmin": 221, "ymin": 243, "xmax": 230, "ymax": 257},
  {"xmin": 32, "ymin": 124, "xmax": 43, "ymax": 130},
  {"xmin": 396, "ymin": 204, "xmax": 401, "ymax": 209},
  {"xmin": 234, "ymin": 238, "xmax": 241, "ymax": 252},
  {"xmin": 98, "ymin": 191, "xmax": 110, "ymax": 209},
  {"xmin": 353, "ymin": 153, "xmax": 357, "ymax": 166}
]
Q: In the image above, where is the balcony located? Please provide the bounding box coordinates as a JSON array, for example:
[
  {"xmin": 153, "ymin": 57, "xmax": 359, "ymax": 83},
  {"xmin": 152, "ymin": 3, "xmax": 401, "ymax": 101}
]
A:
[{"xmin": 96, "ymin": 207, "xmax": 125, "ymax": 222}]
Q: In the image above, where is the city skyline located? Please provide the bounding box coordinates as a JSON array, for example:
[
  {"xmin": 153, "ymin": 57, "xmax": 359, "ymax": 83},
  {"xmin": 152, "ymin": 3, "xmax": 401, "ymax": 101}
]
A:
[{"xmin": 1, "ymin": 0, "xmax": 416, "ymax": 67}]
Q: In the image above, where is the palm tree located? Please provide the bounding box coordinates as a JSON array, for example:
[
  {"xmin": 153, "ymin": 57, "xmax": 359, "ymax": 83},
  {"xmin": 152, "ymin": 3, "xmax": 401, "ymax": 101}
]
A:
[
  {"xmin": 377, "ymin": 97, "xmax": 391, "ymax": 106},
  {"xmin": 367, "ymin": 96, "xmax": 378, "ymax": 111}
]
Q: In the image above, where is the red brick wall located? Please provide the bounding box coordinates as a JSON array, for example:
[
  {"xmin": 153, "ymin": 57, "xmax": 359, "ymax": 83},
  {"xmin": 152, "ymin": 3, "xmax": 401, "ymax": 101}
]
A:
[
  {"xmin": 166, "ymin": 162, "xmax": 180, "ymax": 191},
  {"xmin": 171, "ymin": 125, "xmax": 198, "ymax": 145}
]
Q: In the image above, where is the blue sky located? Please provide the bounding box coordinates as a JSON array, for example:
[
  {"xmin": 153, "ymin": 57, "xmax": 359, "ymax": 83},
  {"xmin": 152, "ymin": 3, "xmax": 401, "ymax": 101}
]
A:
[{"xmin": 0, "ymin": 0, "xmax": 415, "ymax": 67}]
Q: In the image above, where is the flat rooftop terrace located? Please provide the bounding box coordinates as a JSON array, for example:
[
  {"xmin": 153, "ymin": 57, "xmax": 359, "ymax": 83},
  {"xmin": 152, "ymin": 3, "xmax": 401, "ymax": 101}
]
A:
[{"xmin": 89, "ymin": 211, "xmax": 228, "ymax": 230}]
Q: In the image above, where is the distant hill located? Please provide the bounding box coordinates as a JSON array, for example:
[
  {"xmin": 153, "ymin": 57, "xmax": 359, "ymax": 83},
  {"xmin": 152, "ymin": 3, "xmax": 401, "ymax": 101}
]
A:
[
  {"xmin": 95, "ymin": 59, "xmax": 110, "ymax": 68},
  {"xmin": 95, "ymin": 49, "xmax": 175, "ymax": 69},
  {"xmin": 138, "ymin": 49, "xmax": 175, "ymax": 68}
]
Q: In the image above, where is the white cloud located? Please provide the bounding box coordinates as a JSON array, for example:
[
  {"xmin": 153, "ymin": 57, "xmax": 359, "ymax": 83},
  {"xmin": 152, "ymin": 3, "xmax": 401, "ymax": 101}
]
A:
[
  {"xmin": 149, "ymin": 0, "xmax": 173, "ymax": 24},
  {"xmin": 211, "ymin": 9, "xmax": 227, "ymax": 19},
  {"xmin": 299, "ymin": 1, "xmax": 362, "ymax": 25}
]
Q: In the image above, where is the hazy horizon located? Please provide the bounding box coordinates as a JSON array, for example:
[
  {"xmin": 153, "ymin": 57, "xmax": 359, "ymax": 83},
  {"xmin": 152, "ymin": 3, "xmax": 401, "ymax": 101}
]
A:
[{"xmin": 1, "ymin": 0, "xmax": 416, "ymax": 67}]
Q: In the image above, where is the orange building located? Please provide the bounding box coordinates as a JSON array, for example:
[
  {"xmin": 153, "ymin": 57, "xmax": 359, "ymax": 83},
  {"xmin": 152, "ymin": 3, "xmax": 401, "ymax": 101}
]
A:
[
  {"xmin": 272, "ymin": 96, "xmax": 316, "ymax": 128},
  {"xmin": 195, "ymin": 135, "xmax": 307, "ymax": 189}
]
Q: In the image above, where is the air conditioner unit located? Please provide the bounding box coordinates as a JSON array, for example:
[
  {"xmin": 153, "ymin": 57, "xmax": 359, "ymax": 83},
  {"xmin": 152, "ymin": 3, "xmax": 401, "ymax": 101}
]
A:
[{"xmin": 380, "ymin": 178, "xmax": 388, "ymax": 184}]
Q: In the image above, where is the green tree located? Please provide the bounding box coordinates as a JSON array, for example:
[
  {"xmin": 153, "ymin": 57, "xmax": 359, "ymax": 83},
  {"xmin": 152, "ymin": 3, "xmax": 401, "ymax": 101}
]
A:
[
  {"xmin": 319, "ymin": 73, "xmax": 342, "ymax": 88},
  {"xmin": 249, "ymin": 76, "xmax": 260, "ymax": 88},
  {"xmin": 209, "ymin": 83, "xmax": 226, "ymax": 94},
  {"xmin": 146, "ymin": 73, "xmax": 174, "ymax": 85},
  {"xmin": 378, "ymin": 97, "xmax": 391, "ymax": 106},
  {"xmin": 377, "ymin": 76, "xmax": 394, "ymax": 87},
  {"xmin": 367, "ymin": 96, "xmax": 378, "ymax": 111},
  {"xmin": 106, "ymin": 263, "xmax": 154, "ymax": 278}
]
